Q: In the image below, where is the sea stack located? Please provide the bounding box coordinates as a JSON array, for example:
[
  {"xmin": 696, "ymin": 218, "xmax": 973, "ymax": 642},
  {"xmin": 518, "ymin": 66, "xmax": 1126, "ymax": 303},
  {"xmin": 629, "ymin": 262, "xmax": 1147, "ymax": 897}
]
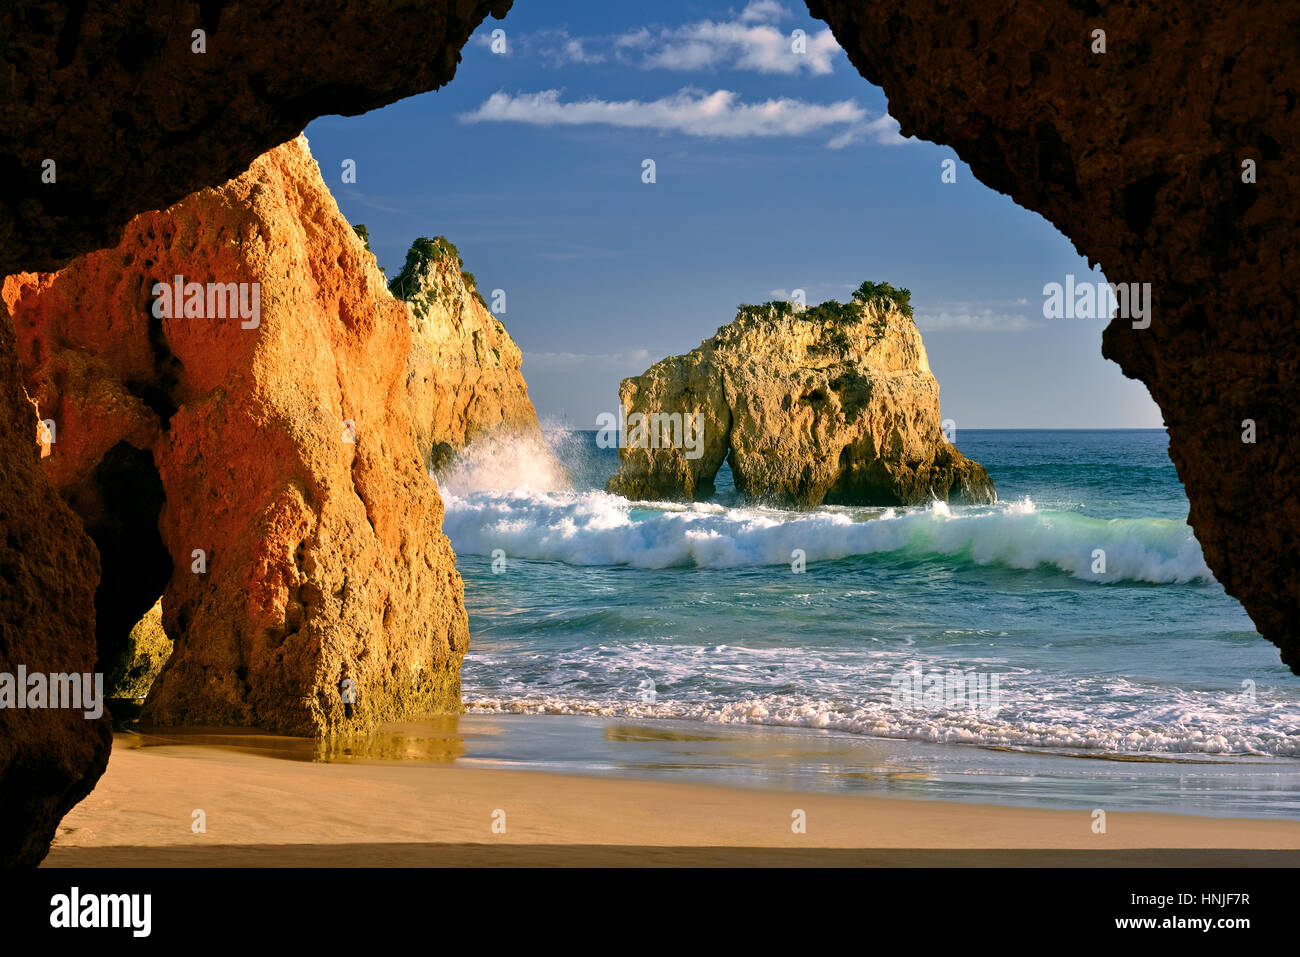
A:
[
  {"xmin": 607, "ymin": 283, "xmax": 996, "ymax": 507},
  {"xmin": 390, "ymin": 236, "xmax": 546, "ymax": 473}
]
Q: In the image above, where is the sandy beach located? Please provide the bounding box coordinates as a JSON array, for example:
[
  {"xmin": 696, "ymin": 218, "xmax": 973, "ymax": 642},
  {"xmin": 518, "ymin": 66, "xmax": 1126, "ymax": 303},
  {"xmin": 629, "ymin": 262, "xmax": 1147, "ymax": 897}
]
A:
[{"xmin": 41, "ymin": 732, "xmax": 1300, "ymax": 867}]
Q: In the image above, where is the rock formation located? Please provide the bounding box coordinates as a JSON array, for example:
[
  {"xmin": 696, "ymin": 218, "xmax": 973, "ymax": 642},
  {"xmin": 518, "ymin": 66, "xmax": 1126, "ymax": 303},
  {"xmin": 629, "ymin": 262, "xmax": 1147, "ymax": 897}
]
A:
[
  {"xmin": 0, "ymin": 307, "xmax": 111, "ymax": 867},
  {"xmin": 607, "ymin": 289, "xmax": 995, "ymax": 507},
  {"xmin": 0, "ymin": 0, "xmax": 506, "ymax": 867},
  {"xmin": 390, "ymin": 237, "xmax": 545, "ymax": 472},
  {"xmin": 5, "ymin": 136, "xmax": 470, "ymax": 736},
  {"xmin": 105, "ymin": 602, "xmax": 171, "ymax": 702},
  {"xmin": 807, "ymin": 1, "xmax": 1300, "ymax": 671}
]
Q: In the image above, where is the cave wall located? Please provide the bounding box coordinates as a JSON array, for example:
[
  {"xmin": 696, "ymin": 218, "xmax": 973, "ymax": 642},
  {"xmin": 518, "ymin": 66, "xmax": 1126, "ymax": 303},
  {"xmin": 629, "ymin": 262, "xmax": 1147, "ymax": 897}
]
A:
[
  {"xmin": 0, "ymin": 0, "xmax": 509, "ymax": 866},
  {"xmin": 0, "ymin": 305, "xmax": 110, "ymax": 868},
  {"xmin": 1, "ymin": 0, "xmax": 512, "ymax": 274},
  {"xmin": 808, "ymin": 0, "xmax": 1300, "ymax": 670}
]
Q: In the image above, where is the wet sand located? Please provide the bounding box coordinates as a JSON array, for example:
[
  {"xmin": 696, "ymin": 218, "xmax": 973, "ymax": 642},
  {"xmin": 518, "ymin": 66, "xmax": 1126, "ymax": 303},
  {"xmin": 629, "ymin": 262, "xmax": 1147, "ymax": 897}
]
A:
[{"xmin": 42, "ymin": 733, "xmax": 1300, "ymax": 867}]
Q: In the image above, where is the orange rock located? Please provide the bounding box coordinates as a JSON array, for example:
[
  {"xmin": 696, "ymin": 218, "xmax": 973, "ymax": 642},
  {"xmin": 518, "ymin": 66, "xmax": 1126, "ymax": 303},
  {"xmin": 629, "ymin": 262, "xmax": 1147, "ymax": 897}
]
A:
[
  {"xmin": 0, "ymin": 306, "xmax": 110, "ymax": 867},
  {"xmin": 6, "ymin": 136, "xmax": 469, "ymax": 735},
  {"xmin": 0, "ymin": 0, "xmax": 505, "ymax": 870}
]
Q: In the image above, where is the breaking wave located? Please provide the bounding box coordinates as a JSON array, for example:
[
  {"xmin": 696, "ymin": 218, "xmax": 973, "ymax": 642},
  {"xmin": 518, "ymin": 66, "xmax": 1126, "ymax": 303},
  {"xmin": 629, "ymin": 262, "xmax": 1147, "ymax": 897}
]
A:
[{"xmin": 441, "ymin": 486, "xmax": 1213, "ymax": 584}]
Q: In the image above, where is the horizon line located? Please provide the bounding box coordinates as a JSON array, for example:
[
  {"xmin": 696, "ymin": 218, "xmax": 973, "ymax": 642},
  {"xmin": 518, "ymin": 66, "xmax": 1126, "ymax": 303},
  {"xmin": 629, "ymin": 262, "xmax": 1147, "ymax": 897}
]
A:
[{"xmin": 541, "ymin": 426, "xmax": 1169, "ymax": 433}]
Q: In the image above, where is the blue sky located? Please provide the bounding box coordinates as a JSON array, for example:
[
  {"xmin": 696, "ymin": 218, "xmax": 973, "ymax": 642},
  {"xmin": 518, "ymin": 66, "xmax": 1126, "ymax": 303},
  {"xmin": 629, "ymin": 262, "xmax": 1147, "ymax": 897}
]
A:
[{"xmin": 304, "ymin": 0, "xmax": 1163, "ymax": 429}]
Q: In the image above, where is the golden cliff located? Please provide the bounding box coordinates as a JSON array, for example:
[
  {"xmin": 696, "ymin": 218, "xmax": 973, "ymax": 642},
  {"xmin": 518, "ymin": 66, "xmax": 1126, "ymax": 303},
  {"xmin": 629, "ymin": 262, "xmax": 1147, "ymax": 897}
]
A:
[
  {"xmin": 607, "ymin": 287, "xmax": 995, "ymax": 507},
  {"xmin": 389, "ymin": 236, "xmax": 544, "ymax": 472}
]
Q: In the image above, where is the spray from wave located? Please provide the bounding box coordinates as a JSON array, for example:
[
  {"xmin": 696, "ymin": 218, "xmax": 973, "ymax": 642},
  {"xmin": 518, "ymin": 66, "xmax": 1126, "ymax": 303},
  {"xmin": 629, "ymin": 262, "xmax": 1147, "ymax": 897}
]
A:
[{"xmin": 435, "ymin": 428, "xmax": 573, "ymax": 496}]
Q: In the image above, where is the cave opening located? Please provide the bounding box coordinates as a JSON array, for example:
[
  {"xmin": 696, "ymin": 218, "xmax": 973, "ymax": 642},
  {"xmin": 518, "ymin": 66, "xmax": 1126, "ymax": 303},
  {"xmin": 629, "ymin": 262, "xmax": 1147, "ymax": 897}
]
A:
[
  {"xmin": 123, "ymin": 296, "xmax": 182, "ymax": 426},
  {"xmin": 83, "ymin": 441, "xmax": 173, "ymax": 677},
  {"xmin": 294, "ymin": 3, "xmax": 1293, "ymax": 763},
  {"xmin": 3, "ymin": 0, "xmax": 1298, "ymax": 875}
]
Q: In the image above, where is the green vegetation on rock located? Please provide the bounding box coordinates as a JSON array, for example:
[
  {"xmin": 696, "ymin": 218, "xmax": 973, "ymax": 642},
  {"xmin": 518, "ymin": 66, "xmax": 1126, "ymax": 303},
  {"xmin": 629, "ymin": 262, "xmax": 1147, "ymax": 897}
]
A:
[
  {"xmin": 389, "ymin": 235, "xmax": 487, "ymax": 314},
  {"xmin": 852, "ymin": 280, "xmax": 912, "ymax": 318},
  {"xmin": 733, "ymin": 279, "xmax": 913, "ymax": 337},
  {"xmin": 389, "ymin": 236, "xmax": 460, "ymax": 298}
]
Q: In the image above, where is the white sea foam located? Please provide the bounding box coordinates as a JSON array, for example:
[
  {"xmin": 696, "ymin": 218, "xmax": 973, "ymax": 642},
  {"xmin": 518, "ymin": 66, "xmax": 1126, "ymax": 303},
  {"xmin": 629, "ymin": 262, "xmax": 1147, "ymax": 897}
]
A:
[
  {"xmin": 462, "ymin": 642, "xmax": 1300, "ymax": 757},
  {"xmin": 466, "ymin": 692, "xmax": 1300, "ymax": 756}
]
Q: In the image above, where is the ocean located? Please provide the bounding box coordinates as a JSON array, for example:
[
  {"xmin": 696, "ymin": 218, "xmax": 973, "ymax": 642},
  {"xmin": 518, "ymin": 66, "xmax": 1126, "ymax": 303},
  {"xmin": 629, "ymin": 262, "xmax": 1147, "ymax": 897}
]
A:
[{"xmin": 431, "ymin": 429, "xmax": 1300, "ymax": 818}]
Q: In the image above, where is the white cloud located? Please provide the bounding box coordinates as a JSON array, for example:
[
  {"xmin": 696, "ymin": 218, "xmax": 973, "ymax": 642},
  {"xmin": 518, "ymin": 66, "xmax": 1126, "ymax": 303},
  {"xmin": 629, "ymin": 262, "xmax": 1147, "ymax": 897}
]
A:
[
  {"xmin": 913, "ymin": 308, "xmax": 1036, "ymax": 333},
  {"xmin": 627, "ymin": 10, "xmax": 842, "ymax": 76},
  {"xmin": 478, "ymin": 3, "xmax": 842, "ymax": 76},
  {"xmin": 554, "ymin": 36, "xmax": 605, "ymax": 66},
  {"xmin": 459, "ymin": 89, "xmax": 894, "ymax": 146},
  {"xmin": 739, "ymin": 1, "xmax": 790, "ymax": 23},
  {"xmin": 614, "ymin": 27, "xmax": 653, "ymax": 50},
  {"xmin": 524, "ymin": 349, "xmax": 652, "ymax": 368},
  {"xmin": 472, "ymin": 28, "xmax": 605, "ymax": 66},
  {"xmin": 827, "ymin": 114, "xmax": 908, "ymax": 148}
]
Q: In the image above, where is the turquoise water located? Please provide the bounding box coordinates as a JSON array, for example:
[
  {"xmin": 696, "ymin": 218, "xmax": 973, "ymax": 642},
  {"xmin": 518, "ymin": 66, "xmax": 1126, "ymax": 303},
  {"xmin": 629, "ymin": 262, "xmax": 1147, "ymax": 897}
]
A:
[{"xmin": 437, "ymin": 430, "xmax": 1300, "ymax": 816}]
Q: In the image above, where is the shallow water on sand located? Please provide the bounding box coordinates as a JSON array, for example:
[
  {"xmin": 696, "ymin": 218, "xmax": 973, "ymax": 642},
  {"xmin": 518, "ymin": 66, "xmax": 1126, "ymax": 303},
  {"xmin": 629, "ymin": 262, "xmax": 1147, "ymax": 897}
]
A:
[{"xmin": 125, "ymin": 712, "xmax": 1300, "ymax": 819}]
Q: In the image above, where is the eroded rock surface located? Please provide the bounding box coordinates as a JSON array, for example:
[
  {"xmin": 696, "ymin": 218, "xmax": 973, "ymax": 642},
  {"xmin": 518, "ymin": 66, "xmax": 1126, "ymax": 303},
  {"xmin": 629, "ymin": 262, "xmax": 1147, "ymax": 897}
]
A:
[
  {"xmin": 808, "ymin": 0, "xmax": 1300, "ymax": 670},
  {"xmin": 6, "ymin": 137, "xmax": 469, "ymax": 735},
  {"xmin": 390, "ymin": 237, "xmax": 544, "ymax": 472},
  {"xmin": 607, "ymin": 293, "xmax": 995, "ymax": 507},
  {"xmin": 0, "ymin": 307, "xmax": 110, "ymax": 867}
]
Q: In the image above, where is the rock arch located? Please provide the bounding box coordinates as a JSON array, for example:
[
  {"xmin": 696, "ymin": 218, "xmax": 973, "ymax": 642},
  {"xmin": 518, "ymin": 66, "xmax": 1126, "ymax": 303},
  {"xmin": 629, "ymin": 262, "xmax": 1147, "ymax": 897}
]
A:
[{"xmin": 0, "ymin": 0, "xmax": 1294, "ymax": 867}]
